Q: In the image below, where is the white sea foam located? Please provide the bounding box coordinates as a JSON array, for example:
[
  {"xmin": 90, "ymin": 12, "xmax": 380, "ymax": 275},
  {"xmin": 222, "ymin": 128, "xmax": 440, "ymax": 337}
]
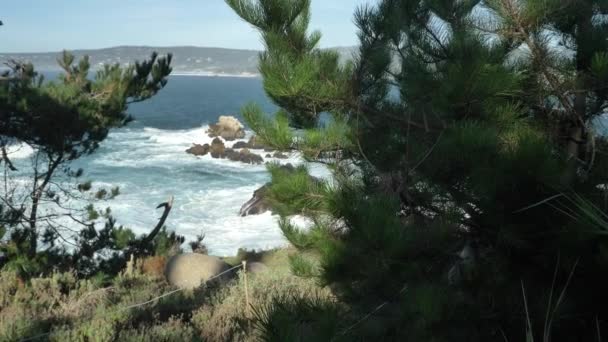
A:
[
  {"xmin": 6, "ymin": 125, "xmax": 331, "ymax": 256},
  {"xmin": 4, "ymin": 143, "xmax": 34, "ymax": 160}
]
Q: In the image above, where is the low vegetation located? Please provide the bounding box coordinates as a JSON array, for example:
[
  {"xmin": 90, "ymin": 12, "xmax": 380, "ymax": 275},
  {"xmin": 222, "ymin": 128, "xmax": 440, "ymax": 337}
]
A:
[
  {"xmin": 3, "ymin": 0, "xmax": 608, "ymax": 340},
  {"xmin": 0, "ymin": 248, "xmax": 336, "ymax": 342}
]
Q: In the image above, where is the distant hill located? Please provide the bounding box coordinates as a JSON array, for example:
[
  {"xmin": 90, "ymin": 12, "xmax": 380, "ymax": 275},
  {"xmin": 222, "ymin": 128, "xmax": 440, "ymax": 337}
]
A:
[{"xmin": 0, "ymin": 46, "xmax": 357, "ymax": 76}]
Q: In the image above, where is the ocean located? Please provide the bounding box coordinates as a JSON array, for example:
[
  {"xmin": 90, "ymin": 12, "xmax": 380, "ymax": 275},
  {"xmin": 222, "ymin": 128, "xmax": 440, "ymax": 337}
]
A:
[{"xmin": 6, "ymin": 75, "xmax": 323, "ymax": 256}]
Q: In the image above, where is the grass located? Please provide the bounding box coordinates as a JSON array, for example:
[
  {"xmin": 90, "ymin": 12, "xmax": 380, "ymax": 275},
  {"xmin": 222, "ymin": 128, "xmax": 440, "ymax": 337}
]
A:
[{"xmin": 0, "ymin": 248, "xmax": 334, "ymax": 342}]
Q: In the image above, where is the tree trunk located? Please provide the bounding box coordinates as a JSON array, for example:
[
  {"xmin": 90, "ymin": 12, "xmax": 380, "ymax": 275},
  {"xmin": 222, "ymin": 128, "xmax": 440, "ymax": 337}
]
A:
[
  {"xmin": 564, "ymin": 4, "xmax": 593, "ymax": 182},
  {"xmin": 27, "ymin": 155, "xmax": 62, "ymax": 254}
]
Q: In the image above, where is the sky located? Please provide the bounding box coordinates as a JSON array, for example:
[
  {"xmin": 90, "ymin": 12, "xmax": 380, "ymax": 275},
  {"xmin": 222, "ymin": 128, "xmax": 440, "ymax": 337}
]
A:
[{"xmin": 0, "ymin": 0, "xmax": 375, "ymax": 53}]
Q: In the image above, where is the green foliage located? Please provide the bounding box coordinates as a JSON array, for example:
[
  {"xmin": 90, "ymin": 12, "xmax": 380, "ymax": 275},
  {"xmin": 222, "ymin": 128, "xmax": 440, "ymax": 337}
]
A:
[
  {"xmin": 226, "ymin": 0, "xmax": 352, "ymax": 128},
  {"xmin": 0, "ymin": 270, "xmax": 200, "ymax": 342},
  {"xmin": 228, "ymin": 0, "xmax": 608, "ymax": 340},
  {"xmin": 287, "ymin": 253, "xmax": 317, "ymax": 278},
  {"xmin": 265, "ymin": 163, "xmax": 329, "ymax": 216},
  {"xmin": 301, "ymin": 117, "xmax": 353, "ymax": 160},
  {"xmin": 112, "ymin": 227, "xmax": 136, "ymax": 250},
  {"xmin": 242, "ymin": 103, "xmax": 294, "ymax": 150},
  {"xmin": 251, "ymin": 291, "xmax": 343, "ymax": 342},
  {"xmin": 151, "ymin": 227, "xmax": 185, "ymax": 257},
  {"xmin": 0, "ymin": 47, "xmax": 173, "ymax": 275}
]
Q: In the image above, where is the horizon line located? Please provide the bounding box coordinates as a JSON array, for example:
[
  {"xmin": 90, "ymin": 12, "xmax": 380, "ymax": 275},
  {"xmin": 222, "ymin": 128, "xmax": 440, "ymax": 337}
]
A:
[{"xmin": 0, "ymin": 44, "xmax": 357, "ymax": 55}]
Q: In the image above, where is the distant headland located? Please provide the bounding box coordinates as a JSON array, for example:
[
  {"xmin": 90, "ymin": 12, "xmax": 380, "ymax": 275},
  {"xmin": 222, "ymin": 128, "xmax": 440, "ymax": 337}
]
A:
[{"xmin": 0, "ymin": 45, "xmax": 356, "ymax": 76}]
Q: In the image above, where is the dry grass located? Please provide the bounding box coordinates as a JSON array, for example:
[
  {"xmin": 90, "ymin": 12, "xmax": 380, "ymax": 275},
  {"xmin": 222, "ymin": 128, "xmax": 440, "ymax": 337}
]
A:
[
  {"xmin": 140, "ymin": 255, "xmax": 168, "ymax": 278},
  {"xmin": 0, "ymin": 248, "xmax": 333, "ymax": 342},
  {"xmin": 192, "ymin": 261, "xmax": 333, "ymax": 341}
]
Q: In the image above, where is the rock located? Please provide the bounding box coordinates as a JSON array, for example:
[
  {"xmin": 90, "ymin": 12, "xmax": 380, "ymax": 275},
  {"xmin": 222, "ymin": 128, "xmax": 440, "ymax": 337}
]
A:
[
  {"xmin": 207, "ymin": 116, "xmax": 246, "ymax": 141},
  {"xmin": 224, "ymin": 148, "xmax": 239, "ymax": 161},
  {"xmin": 265, "ymin": 154, "xmax": 272, "ymax": 158},
  {"xmin": 246, "ymin": 262, "xmax": 269, "ymax": 274},
  {"xmin": 210, "ymin": 138, "xmax": 226, "ymax": 158},
  {"xmin": 232, "ymin": 141, "xmax": 249, "ymax": 149},
  {"xmin": 239, "ymin": 184, "xmax": 271, "ymax": 216},
  {"xmin": 165, "ymin": 253, "xmax": 232, "ymax": 289},
  {"xmin": 186, "ymin": 144, "xmax": 210, "ymax": 156},
  {"xmin": 226, "ymin": 148, "xmax": 263, "ymax": 165},
  {"xmin": 273, "ymin": 151, "xmax": 289, "ymax": 159}
]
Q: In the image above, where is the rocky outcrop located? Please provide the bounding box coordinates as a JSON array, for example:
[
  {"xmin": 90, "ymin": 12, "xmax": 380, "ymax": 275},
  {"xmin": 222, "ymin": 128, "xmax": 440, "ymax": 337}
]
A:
[
  {"xmin": 229, "ymin": 148, "xmax": 264, "ymax": 165},
  {"xmin": 223, "ymin": 148, "xmax": 264, "ymax": 164},
  {"xmin": 209, "ymin": 138, "xmax": 226, "ymax": 158},
  {"xmin": 186, "ymin": 143, "xmax": 210, "ymax": 156},
  {"xmin": 230, "ymin": 136, "xmax": 276, "ymax": 151},
  {"xmin": 204, "ymin": 139, "xmax": 264, "ymax": 165},
  {"xmin": 207, "ymin": 116, "xmax": 246, "ymax": 141},
  {"xmin": 239, "ymin": 184, "xmax": 271, "ymax": 216},
  {"xmin": 186, "ymin": 121, "xmax": 269, "ymax": 164},
  {"xmin": 165, "ymin": 253, "xmax": 232, "ymax": 289}
]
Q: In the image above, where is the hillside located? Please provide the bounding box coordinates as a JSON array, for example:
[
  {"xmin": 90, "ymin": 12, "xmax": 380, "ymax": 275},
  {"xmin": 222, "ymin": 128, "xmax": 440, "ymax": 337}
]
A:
[{"xmin": 0, "ymin": 46, "xmax": 357, "ymax": 76}]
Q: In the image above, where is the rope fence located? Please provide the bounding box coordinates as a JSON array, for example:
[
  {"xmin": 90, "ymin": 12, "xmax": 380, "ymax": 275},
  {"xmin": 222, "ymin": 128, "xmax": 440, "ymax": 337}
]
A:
[
  {"xmin": 336, "ymin": 284, "xmax": 408, "ymax": 338},
  {"xmin": 18, "ymin": 263, "xmax": 244, "ymax": 342},
  {"xmin": 19, "ymin": 262, "xmax": 406, "ymax": 342}
]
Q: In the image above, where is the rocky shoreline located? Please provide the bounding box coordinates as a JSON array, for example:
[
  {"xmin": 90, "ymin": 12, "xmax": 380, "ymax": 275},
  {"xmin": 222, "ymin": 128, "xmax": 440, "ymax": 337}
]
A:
[{"xmin": 186, "ymin": 116, "xmax": 293, "ymax": 218}]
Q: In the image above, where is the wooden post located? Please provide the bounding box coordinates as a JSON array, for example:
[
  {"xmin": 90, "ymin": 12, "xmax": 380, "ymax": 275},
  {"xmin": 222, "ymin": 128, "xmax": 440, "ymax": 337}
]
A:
[{"xmin": 242, "ymin": 260, "xmax": 250, "ymax": 317}]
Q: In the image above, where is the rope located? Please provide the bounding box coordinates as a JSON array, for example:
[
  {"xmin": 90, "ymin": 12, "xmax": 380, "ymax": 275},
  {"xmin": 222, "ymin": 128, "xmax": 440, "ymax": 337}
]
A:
[
  {"xmin": 18, "ymin": 263, "xmax": 243, "ymax": 342},
  {"xmin": 121, "ymin": 263, "xmax": 242, "ymax": 311},
  {"xmin": 336, "ymin": 284, "xmax": 408, "ymax": 338}
]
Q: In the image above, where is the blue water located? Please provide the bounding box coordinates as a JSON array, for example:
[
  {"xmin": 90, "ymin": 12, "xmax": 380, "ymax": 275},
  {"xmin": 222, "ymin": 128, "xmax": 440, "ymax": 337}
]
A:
[
  {"xmin": 8, "ymin": 75, "xmax": 315, "ymax": 256},
  {"xmin": 128, "ymin": 76, "xmax": 275, "ymax": 129}
]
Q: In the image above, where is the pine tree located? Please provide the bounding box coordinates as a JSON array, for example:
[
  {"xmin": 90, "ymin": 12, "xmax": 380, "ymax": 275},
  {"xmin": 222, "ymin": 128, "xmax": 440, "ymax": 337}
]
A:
[
  {"xmin": 228, "ymin": 0, "xmax": 608, "ymax": 340},
  {"xmin": 0, "ymin": 46, "xmax": 173, "ymax": 276}
]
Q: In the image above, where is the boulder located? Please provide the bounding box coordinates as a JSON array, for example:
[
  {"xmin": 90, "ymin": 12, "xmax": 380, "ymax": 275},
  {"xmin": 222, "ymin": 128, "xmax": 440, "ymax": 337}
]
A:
[
  {"xmin": 165, "ymin": 253, "xmax": 232, "ymax": 289},
  {"xmin": 210, "ymin": 138, "xmax": 226, "ymax": 158},
  {"xmin": 186, "ymin": 143, "xmax": 210, "ymax": 156},
  {"xmin": 207, "ymin": 116, "xmax": 246, "ymax": 141}
]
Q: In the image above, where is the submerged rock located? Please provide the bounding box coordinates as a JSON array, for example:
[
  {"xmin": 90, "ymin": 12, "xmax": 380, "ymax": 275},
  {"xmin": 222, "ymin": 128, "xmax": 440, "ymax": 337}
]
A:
[
  {"xmin": 165, "ymin": 253, "xmax": 232, "ymax": 289},
  {"xmin": 186, "ymin": 143, "xmax": 210, "ymax": 156},
  {"xmin": 207, "ymin": 116, "xmax": 246, "ymax": 141}
]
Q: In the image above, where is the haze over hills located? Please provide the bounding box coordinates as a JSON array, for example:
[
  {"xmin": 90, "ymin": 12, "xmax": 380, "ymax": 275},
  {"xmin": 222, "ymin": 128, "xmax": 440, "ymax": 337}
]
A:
[{"xmin": 0, "ymin": 46, "xmax": 357, "ymax": 76}]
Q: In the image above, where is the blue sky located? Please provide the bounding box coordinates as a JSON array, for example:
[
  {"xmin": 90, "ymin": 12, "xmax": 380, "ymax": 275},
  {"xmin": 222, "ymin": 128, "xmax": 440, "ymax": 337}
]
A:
[{"xmin": 1, "ymin": 0, "xmax": 374, "ymax": 53}]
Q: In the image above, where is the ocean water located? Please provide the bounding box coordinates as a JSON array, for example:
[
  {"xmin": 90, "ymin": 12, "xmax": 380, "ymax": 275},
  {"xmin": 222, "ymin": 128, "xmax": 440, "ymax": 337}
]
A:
[{"xmin": 7, "ymin": 75, "xmax": 323, "ymax": 256}]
